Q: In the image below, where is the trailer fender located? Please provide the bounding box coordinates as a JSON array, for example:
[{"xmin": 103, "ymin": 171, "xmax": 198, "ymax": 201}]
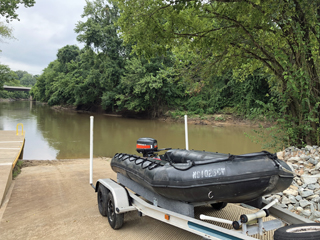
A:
[{"xmin": 96, "ymin": 178, "xmax": 136, "ymax": 214}]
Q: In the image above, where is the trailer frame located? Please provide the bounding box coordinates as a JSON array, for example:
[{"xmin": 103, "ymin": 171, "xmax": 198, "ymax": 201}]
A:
[{"xmin": 95, "ymin": 173, "xmax": 312, "ymax": 240}]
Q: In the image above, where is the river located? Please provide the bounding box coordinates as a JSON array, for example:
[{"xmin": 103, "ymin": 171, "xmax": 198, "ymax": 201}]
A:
[{"xmin": 0, "ymin": 101, "xmax": 267, "ymax": 160}]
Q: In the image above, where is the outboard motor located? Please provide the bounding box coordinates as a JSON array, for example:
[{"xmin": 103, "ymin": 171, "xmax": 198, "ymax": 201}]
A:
[
  {"xmin": 136, "ymin": 138, "xmax": 158, "ymax": 157},
  {"xmin": 136, "ymin": 138, "xmax": 171, "ymax": 158}
]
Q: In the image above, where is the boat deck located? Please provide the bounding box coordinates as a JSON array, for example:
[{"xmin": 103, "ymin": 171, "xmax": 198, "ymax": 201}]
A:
[{"xmin": 0, "ymin": 130, "xmax": 25, "ymax": 207}]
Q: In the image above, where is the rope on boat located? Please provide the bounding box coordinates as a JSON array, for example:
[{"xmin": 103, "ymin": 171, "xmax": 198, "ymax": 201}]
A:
[
  {"xmin": 113, "ymin": 151, "xmax": 291, "ymax": 172},
  {"xmin": 114, "ymin": 153, "xmax": 164, "ymax": 170}
]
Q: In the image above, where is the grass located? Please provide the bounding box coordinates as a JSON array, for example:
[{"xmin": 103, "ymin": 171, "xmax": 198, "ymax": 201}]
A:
[{"xmin": 12, "ymin": 160, "xmax": 23, "ymax": 179}]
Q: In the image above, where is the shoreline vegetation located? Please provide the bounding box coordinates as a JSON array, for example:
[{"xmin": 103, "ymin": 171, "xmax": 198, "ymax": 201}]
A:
[
  {"xmin": 1, "ymin": 0, "xmax": 320, "ymax": 154},
  {"xmin": 49, "ymin": 102, "xmax": 271, "ymax": 128},
  {"xmin": 0, "ymin": 98, "xmax": 271, "ymax": 128},
  {"xmin": 27, "ymin": 0, "xmax": 320, "ymax": 150}
]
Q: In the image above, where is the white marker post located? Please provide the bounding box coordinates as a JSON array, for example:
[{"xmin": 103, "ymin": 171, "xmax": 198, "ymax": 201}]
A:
[
  {"xmin": 184, "ymin": 115, "xmax": 189, "ymax": 150},
  {"xmin": 90, "ymin": 116, "xmax": 94, "ymax": 188}
]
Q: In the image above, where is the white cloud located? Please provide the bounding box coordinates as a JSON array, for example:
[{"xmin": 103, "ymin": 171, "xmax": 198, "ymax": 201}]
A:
[{"xmin": 0, "ymin": 0, "xmax": 87, "ymax": 75}]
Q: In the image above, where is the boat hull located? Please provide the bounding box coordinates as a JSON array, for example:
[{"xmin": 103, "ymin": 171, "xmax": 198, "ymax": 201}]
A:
[{"xmin": 111, "ymin": 150, "xmax": 293, "ymax": 203}]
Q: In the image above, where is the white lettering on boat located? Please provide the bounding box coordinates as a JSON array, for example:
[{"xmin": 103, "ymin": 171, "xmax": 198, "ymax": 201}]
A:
[{"xmin": 192, "ymin": 168, "xmax": 226, "ymax": 179}]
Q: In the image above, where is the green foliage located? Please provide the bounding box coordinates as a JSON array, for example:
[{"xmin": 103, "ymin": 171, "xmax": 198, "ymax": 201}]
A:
[
  {"xmin": 0, "ymin": 64, "xmax": 32, "ymax": 99},
  {"xmin": 15, "ymin": 70, "xmax": 28, "ymax": 79},
  {"xmin": 116, "ymin": 0, "xmax": 320, "ymax": 148},
  {"xmin": 57, "ymin": 45, "xmax": 80, "ymax": 73},
  {"xmin": 0, "ymin": 64, "xmax": 13, "ymax": 87},
  {"xmin": 0, "ymin": 21, "xmax": 13, "ymax": 41},
  {"xmin": 31, "ymin": 0, "xmax": 276, "ymax": 123},
  {"xmin": 0, "ymin": 0, "xmax": 35, "ymax": 22},
  {"xmin": 179, "ymin": 69, "xmax": 273, "ymax": 116},
  {"xmin": 0, "ymin": 90, "xmax": 29, "ymax": 99},
  {"xmin": 20, "ymin": 73, "xmax": 36, "ymax": 86},
  {"xmin": 0, "ymin": 0, "xmax": 35, "ymax": 45},
  {"xmin": 215, "ymin": 116, "xmax": 226, "ymax": 122},
  {"xmin": 12, "ymin": 160, "xmax": 23, "ymax": 179},
  {"xmin": 115, "ymin": 54, "xmax": 183, "ymax": 117}
]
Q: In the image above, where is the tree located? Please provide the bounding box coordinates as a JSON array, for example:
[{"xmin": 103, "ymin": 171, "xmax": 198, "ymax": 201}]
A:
[
  {"xmin": 20, "ymin": 73, "xmax": 36, "ymax": 86},
  {"xmin": 75, "ymin": 0, "xmax": 129, "ymax": 110},
  {"xmin": 14, "ymin": 70, "xmax": 28, "ymax": 80},
  {"xmin": 0, "ymin": 0, "xmax": 35, "ymax": 45},
  {"xmin": 57, "ymin": 45, "xmax": 80, "ymax": 73},
  {"xmin": 0, "ymin": 64, "xmax": 17, "ymax": 88},
  {"xmin": 0, "ymin": 21, "xmax": 13, "ymax": 41},
  {"xmin": 116, "ymin": 54, "xmax": 182, "ymax": 117},
  {"xmin": 75, "ymin": 0, "xmax": 127, "ymax": 58},
  {"xmin": 0, "ymin": 0, "xmax": 35, "ymax": 22},
  {"xmin": 116, "ymin": 0, "xmax": 320, "ymax": 148}
]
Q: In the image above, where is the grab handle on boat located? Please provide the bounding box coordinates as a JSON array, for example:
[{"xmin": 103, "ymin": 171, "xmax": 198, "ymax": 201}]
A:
[{"xmin": 170, "ymin": 160, "xmax": 194, "ymax": 171}]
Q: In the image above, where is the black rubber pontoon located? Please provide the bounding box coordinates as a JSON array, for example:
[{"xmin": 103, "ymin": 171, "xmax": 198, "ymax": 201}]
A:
[{"xmin": 110, "ymin": 139, "xmax": 293, "ymax": 204}]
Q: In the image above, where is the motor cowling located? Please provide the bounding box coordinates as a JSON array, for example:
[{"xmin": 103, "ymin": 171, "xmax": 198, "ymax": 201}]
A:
[{"xmin": 136, "ymin": 138, "xmax": 158, "ymax": 157}]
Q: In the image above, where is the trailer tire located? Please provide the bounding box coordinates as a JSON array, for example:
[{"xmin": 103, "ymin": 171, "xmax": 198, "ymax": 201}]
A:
[
  {"xmin": 273, "ymin": 223, "xmax": 320, "ymax": 240},
  {"xmin": 97, "ymin": 185, "xmax": 109, "ymax": 216},
  {"xmin": 107, "ymin": 192, "xmax": 124, "ymax": 229},
  {"xmin": 211, "ymin": 202, "xmax": 227, "ymax": 210}
]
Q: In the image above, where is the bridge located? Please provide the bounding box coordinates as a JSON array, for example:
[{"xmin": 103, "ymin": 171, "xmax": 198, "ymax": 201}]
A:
[{"xmin": 2, "ymin": 86, "xmax": 31, "ymax": 92}]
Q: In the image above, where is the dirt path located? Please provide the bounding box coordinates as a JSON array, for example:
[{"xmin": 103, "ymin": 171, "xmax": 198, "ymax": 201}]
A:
[{"xmin": 0, "ymin": 158, "xmax": 200, "ymax": 240}]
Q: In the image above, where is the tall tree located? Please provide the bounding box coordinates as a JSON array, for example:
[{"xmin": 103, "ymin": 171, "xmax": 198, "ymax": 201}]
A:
[
  {"xmin": 56, "ymin": 45, "xmax": 80, "ymax": 73},
  {"xmin": 0, "ymin": 64, "xmax": 11, "ymax": 88},
  {"xmin": 14, "ymin": 70, "xmax": 29, "ymax": 80},
  {"xmin": 116, "ymin": 0, "xmax": 320, "ymax": 147},
  {"xmin": 75, "ymin": 0, "xmax": 129, "ymax": 109},
  {"xmin": 20, "ymin": 73, "xmax": 36, "ymax": 86}
]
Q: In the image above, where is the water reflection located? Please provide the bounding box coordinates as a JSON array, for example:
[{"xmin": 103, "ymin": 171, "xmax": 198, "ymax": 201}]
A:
[{"xmin": 0, "ymin": 101, "xmax": 266, "ymax": 160}]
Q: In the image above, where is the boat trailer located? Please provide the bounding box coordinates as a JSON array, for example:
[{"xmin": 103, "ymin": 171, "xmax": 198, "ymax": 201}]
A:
[
  {"xmin": 93, "ymin": 173, "xmax": 318, "ymax": 240},
  {"xmin": 89, "ymin": 116, "xmax": 320, "ymax": 239}
]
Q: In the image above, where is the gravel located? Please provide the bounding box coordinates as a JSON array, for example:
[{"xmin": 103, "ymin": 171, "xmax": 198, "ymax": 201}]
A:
[{"xmin": 265, "ymin": 146, "xmax": 320, "ymax": 221}]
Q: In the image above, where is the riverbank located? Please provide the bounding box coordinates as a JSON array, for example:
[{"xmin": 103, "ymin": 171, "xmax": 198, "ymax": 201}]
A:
[
  {"xmin": 49, "ymin": 103, "xmax": 271, "ymax": 128},
  {"xmin": 0, "ymin": 98, "xmax": 16, "ymax": 102},
  {"xmin": 0, "ymin": 98, "xmax": 29, "ymax": 102},
  {"xmin": 159, "ymin": 113, "xmax": 271, "ymax": 128}
]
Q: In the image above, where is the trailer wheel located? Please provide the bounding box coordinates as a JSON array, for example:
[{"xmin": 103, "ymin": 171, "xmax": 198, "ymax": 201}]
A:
[
  {"xmin": 274, "ymin": 223, "xmax": 320, "ymax": 240},
  {"xmin": 97, "ymin": 185, "xmax": 109, "ymax": 216},
  {"xmin": 107, "ymin": 192, "xmax": 124, "ymax": 229},
  {"xmin": 211, "ymin": 202, "xmax": 227, "ymax": 210}
]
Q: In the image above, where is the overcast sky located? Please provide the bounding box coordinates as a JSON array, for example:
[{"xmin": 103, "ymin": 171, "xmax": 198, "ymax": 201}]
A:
[{"xmin": 0, "ymin": 0, "xmax": 87, "ymax": 75}]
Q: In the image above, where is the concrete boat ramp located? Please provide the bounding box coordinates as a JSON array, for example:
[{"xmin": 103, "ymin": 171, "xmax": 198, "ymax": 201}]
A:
[
  {"xmin": 0, "ymin": 129, "xmax": 312, "ymax": 239},
  {"xmin": 0, "ymin": 157, "xmax": 280, "ymax": 240},
  {"xmin": 0, "ymin": 129, "xmax": 25, "ymax": 207}
]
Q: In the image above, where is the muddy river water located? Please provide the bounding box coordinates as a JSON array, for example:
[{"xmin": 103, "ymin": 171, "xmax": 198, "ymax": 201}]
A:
[{"xmin": 0, "ymin": 101, "xmax": 267, "ymax": 160}]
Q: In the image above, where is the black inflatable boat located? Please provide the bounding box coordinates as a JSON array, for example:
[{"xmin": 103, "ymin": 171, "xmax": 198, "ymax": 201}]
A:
[{"xmin": 111, "ymin": 138, "xmax": 294, "ymax": 203}]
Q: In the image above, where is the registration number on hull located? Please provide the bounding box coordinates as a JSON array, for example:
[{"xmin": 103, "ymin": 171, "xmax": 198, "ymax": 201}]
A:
[{"xmin": 192, "ymin": 168, "xmax": 226, "ymax": 179}]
